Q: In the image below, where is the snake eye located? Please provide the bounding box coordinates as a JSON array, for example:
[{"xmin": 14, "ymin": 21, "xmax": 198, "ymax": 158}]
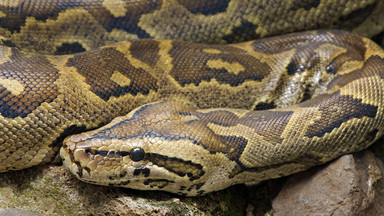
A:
[{"xmin": 130, "ymin": 148, "xmax": 145, "ymax": 161}]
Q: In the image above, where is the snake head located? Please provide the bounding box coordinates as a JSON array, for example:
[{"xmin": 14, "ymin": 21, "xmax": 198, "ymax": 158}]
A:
[{"xmin": 60, "ymin": 101, "xmax": 240, "ymax": 196}]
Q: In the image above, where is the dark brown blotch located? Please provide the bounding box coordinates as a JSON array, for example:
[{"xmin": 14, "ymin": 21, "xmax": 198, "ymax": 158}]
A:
[
  {"xmin": 196, "ymin": 109, "xmax": 293, "ymax": 161},
  {"xmin": 66, "ymin": 47, "xmax": 159, "ymax": 101},
  {"xmin": 0, "ymin": 48, "xmax": 60, "ymax": 118},
  {"xmin": 133, "ymin": 167, "xmax": 150, "ymax": 177},
  {"xmin": 327, "ymin": 56, "xmax": 384, "ymax": 90},
  {"xmin": 200, "ymin": 110, "xmax": 241, "ymax": 127},
  {"xmin": 177, "ymin": 0, "xmax": 230, "ymax": 15},
  {"xmin": 240, "ymin": 111, "xmax": 294, "ymax": 144},
  {"xmin": 169, "ymin": 41, "xmax": 271, "ymax": 87},
  {"xmin": 218, "ymin": 135, "xmax": 248, "ymax": 161},
  {"xmin": 186, "ymin": 182, "xmax": 205, "ymax": 193},
  {"xmin": 300, "ymin": 92, "xmax": 378, "ymax": 138},
  {"xmin": 129, "ymin": 40, "xmax": 160, "ymax": 67},
  {"xmin": 290, "ymin": 0, "xmax": 320, "ymax": 11},
  {"xmin": 363, "ymin": 55, "xmax": 384, "ymax": 80},
  {"xmin": 334, "ymin": 2, "xmax": 376, "ymax": 29},
  {"xmin": 55, "ymin": 42, "xmax": 86, "ymax": 55},
  {"xmin": 147, "ymin": 153, "xmax": 205, "ymax": 181},
  {"xmin": 98, "ymin": 0, "xmax": 161, "ymax": 37},
  {"xmin": 364, "ymin": 129, "xmax": 379, "ymax": 143},
  {"xmin": 254, "ymin": 102, "xmax": 277, "ymax": 110},
  {"xmin": 143, "ymin": 179, "xmax": 175, "ymax": 189},
  {"xmin": 223, "ymin": 19, "xmax": 260, "ymax": 43}
]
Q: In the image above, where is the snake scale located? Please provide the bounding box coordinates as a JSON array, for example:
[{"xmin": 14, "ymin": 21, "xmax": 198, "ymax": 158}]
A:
[{"xmin": 1, "ymin": 0, "xmax": 384, "ymax": 196}]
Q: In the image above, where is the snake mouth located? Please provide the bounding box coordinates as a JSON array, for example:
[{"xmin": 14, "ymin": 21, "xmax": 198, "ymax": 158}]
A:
[
  {"xmin": 60, "ymin": 137, "xmax": 133, "ymax": 178},
  {"xmin": 85, "ymin": 149, "xmax": 130, "ymax": 158}
]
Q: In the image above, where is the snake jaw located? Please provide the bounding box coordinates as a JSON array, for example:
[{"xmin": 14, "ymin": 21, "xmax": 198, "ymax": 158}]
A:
[{"xmin": 60, "ymin": 135, "xmax": 212, "ymax": 196}]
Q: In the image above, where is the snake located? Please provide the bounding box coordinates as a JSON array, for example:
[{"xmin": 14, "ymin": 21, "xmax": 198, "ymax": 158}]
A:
[{"xmin": 1, "ymin": 0, "xmax": 384, "ymax": 197}]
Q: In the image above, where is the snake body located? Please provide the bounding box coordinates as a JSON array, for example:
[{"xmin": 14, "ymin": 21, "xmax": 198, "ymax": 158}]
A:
[
  {"xmin": 1, "ymin": 0, "xmax": 384, "ymax": 54},
  {"xmin": 1, "ymin": 0, "xmax": 384, "ymax": 196}
]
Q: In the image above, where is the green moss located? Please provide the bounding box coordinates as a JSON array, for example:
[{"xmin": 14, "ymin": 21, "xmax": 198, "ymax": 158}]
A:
[
  {"xmin": 44, "ymin": 176, "xmax": 52, "ymax": 184},
  {"xmin": 209, "ymin": 186, "xmax": 248, "ymax": 216},
  {"xmin": 50, "ymin": 187, "xmax": 61, "ymax": 196},
  {"xmin": 246, "ymin": 180, "xmax": 281, "ymax": 216}
]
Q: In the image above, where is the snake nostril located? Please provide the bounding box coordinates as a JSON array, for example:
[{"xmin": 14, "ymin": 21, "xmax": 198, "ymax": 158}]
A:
[
  {"xmin": 62, "ymin": 140, "xmax": 77, "ymax": 151},
  {"xmin": 130, "ymin": 148, "xmax": 145, "ymax": 161}
]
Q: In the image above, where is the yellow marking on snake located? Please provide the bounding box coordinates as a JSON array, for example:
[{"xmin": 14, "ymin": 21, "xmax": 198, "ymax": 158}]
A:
[
  {"xmin": 110, "ymin": 71, "xmax": 131, "ymax": 86},
  {"xmin": 0, "ymin": 46, "xmax": 12, "ymax": 65},
  {"xmin": 203, "ymin": 49, "xmax": 222, "ymax": 54},
  {"xmin": 0, "ymin": 78, "xmax": 24, "ymax": 95},
  {"xmin": 206, "ymin": 59, "xmax": 245, "ymax": 75},
  {"xmin": 102, "ymin": 0, "xmax": 128, "ymax": 17},
  {"xmin": 0, "ymin": 0, "xmax": 21, "ymax": 7}
]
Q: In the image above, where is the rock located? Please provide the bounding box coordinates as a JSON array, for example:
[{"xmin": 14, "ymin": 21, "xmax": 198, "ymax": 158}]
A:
[
  {"xmin": 0, "ymin": 208, "xmax": 42, "ymax": 216},
  {"xmin": 271, "ymin": 151, "xmax": 384, "ymax": 216}
]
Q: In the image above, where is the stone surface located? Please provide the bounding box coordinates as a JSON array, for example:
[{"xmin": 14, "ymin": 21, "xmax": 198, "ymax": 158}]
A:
[
  {"xmin": 271, "ymin": 151, "xmax": 384, "ymax": 216},
  {"xmin": 0, "ymin": 208, "xmax": 42, "ymax": 216}
]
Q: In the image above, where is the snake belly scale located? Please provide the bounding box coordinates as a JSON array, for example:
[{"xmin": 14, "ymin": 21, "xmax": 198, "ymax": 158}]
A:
[{"xmin": 1, "ymin": 1, "xmax": 384, "ymax": 196}]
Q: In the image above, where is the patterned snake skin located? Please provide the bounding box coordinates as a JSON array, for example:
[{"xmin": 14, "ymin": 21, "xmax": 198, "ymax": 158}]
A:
[{"xmin": 1, "ymin": 0, "xmax": 384, "ymax": 196}]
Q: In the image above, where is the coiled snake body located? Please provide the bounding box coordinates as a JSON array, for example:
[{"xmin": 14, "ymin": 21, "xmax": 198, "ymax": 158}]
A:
[{"xmin": 1, "ymin": 0, "xmax": 384, "ymax": 196}]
